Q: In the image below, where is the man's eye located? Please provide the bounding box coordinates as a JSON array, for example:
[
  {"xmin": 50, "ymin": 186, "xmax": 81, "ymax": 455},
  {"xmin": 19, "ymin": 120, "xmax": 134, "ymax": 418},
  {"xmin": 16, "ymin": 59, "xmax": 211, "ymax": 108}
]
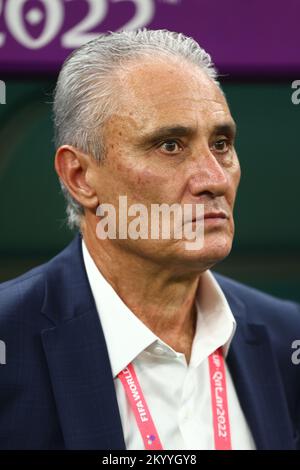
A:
[
  {"xmin": 159, "ymin": 140, "xmax": 182, "ymax": 153},
  {"xmin": 213, "ymin": 139, "xmax": 230, "ymax": 153}
]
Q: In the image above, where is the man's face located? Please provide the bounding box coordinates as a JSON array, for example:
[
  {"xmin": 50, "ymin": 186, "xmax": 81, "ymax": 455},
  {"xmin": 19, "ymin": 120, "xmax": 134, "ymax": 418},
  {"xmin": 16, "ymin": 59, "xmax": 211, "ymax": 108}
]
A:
[{"xmin": 86, "ymin": 57, "xmax": 241, "ymax": 271}]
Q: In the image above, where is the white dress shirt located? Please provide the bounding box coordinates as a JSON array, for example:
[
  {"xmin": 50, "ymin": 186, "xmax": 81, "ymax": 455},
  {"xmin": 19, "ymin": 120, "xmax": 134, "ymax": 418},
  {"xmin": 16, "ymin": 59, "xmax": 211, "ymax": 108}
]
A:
[{"xmin": 82, "ymin": 240, "xmax": 256, "ymax": 450}]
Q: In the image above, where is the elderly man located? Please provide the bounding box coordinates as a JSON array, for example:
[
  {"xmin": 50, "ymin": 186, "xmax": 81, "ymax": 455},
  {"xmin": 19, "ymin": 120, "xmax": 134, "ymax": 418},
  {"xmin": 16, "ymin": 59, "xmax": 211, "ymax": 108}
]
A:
[{"xmin": 0, "ymin": 29, "xmax": 299, "ymax": 451}]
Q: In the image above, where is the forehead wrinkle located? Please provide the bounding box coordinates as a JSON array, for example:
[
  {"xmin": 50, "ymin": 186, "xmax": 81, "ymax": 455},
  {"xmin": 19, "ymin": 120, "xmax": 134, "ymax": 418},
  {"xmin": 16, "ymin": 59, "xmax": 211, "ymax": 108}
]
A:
[
  {"xmin": 115, "ymin": 89, "xmax": 229, "ymax": 122},
  {"xmin": 113, "ymin": 98, "xmax": 229, "ymax": 125}
]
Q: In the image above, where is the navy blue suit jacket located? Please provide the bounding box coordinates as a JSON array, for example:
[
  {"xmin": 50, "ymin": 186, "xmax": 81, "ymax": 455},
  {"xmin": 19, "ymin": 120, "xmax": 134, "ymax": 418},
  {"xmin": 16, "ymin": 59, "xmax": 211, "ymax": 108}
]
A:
[{"xmin": 0, "ymin": 234, "xmax": 300, "ymax": 450}]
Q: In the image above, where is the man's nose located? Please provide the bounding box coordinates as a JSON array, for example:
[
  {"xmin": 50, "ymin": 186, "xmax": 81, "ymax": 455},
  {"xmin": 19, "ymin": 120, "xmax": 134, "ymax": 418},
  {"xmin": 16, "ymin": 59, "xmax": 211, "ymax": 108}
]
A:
[{"xmin": 187, "ymin": 151, "xmax": 230, "ymax": 198}]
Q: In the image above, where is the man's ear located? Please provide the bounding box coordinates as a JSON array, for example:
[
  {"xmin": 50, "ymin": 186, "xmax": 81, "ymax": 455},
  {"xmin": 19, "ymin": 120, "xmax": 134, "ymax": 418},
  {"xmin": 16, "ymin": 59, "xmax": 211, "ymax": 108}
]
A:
[{"xmin": 54, "ymin": 145, "xmax": 99, "ymax": 210}]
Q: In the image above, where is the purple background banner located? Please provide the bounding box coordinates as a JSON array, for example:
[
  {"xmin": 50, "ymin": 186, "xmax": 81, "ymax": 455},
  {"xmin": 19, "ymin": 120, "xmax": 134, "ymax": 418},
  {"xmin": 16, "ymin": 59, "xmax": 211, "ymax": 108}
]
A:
[{"xmin": 0, "ymin": 0, "xmax": 299, "ymax": 76}]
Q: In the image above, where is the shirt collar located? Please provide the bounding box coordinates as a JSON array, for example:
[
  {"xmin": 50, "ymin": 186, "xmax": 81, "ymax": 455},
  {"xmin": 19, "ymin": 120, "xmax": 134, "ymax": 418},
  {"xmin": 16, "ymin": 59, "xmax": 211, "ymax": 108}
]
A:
[
  {"xmin": 190, "ymin": 269, "xmax": 236, "ymax": 367},
  {"xmin": 82, "ymin": 240, "xmax": 157, "ymax": 377},
  {"xmin": 82, "ymin": 240, "xmax": 236, "ymax": 377}
]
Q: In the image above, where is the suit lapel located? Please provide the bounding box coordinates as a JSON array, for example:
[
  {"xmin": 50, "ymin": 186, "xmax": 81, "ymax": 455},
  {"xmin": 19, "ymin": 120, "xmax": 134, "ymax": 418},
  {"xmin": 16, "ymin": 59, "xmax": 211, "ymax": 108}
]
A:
[
  {"xmin": 41, "ymin": 235, "xmax": 125, "ymax": 449},
  {"xmin": 219, "ymin": 281, "xmax": 296, "ymax": 450}
]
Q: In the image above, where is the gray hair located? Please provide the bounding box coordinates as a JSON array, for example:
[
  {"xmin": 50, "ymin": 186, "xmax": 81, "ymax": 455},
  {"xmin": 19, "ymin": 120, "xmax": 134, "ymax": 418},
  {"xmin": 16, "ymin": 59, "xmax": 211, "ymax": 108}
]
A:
[{"xmin": 53, "ymin": 29, "xmax": 219, "ymax": 230}]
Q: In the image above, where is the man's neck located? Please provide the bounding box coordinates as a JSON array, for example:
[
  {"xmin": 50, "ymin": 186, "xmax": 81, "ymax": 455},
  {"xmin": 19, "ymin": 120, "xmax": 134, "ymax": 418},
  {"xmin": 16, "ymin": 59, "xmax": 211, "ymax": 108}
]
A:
[{"xmin": 82, "ymin": 225, "xmax": 203, "ymax": 363}]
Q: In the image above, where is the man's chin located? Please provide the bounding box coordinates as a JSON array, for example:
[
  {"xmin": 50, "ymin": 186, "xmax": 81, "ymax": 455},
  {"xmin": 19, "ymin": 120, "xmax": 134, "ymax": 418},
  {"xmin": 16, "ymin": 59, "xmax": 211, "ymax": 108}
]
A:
[
  {"xmin": 172, "ymin": 237, "xmax": 233, "ymax": 270},
  {"xmin": 118, "ymin": 234, "xmax": 233, "ymax": 271}
]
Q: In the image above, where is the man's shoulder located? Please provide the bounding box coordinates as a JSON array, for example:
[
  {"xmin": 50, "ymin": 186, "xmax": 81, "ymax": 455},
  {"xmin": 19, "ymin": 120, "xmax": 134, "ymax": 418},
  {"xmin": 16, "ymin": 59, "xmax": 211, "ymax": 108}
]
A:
[
  {"xmin": 0, "ymin": 236, "xmax": 80, "ymax": 326},
  {"xmin": 0, "ymin": 263, "xmax": 53, "ymax": 347},
  {"xmin": 0, "ymin": 264, "xmax": 46, "ymax": 318},
  {"xmin": 212, "ymin": 270, "xmax": 300, "ymax": 327}
]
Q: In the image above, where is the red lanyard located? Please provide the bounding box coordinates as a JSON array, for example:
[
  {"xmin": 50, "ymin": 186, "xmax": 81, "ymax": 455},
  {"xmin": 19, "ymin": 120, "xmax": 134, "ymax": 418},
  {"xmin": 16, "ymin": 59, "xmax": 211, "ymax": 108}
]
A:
[
  {"xmin": 208, "ymin": 347, "xmax": 232, "ymax": 450},
  {"xmin": 118, "ymin": 346, "xmax": 232, "ymax": 450}
]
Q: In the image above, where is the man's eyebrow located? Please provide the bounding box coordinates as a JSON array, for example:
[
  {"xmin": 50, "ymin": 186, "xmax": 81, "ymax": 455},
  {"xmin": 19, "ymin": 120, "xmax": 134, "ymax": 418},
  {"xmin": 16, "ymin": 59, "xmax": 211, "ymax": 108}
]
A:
[
  {"xmin": 213, "ymin": 122, "xmax": 237, "ymax": 138},
  {"xmin": 137, "ymin": 121, "xmax": 237, "ymax": 147}
]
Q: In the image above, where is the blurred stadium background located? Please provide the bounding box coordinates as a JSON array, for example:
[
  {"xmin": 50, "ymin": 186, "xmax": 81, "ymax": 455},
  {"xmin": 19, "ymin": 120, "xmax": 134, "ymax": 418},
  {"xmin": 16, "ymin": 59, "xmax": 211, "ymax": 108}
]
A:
[{"xmin": 0, "ymin": 0, "xmax": 299, "ymax": 301}]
